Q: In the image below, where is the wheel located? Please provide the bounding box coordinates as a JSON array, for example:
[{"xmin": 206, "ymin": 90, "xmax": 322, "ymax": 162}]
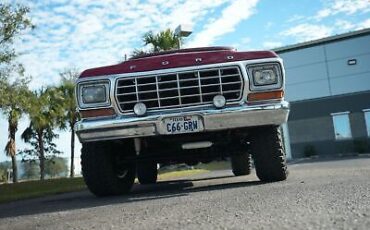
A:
[
  {"xmin": 231, "ymin": 153, "xmax": 252, "ymax": 176},
  {"xmin": 137, "ymin": 161, "xmax": 158, "ymax": 184},
  {"xmin": 81, "ymin": 142, "xmax": 136, "ymax": 196},
  {"xmin": 250, "ymin": 125, "xmax": 288, "ymax": 182}
]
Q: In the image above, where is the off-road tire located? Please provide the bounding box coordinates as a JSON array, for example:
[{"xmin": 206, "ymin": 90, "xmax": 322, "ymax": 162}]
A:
[
  {"xmin": 231, "ymin": 153, "xmax": 252, "ymax": 176},
  {"xmin": 81, "ymin": 142, "xmax": 136, "ymax": 196},
  {"xmin": 250, "ymin": 125, "xmax": 288, "ymax": 182},
  {"xmin": 137, "ymin": 161, "xmax": 158, "ymax": 184}
]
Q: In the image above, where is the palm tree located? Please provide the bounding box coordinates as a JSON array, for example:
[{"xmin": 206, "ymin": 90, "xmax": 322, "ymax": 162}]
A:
[
  {"xmin": 0, "ymin": 78, "xmax": 30, "ymax": 182},
  {"xmin": 131, "ymin": 29, "xmax": 181, "ymax": 58},
  {"xmin": 21, "ymin": 87, "xmax": 64, "ymax": 180},
  {"xmin": 57, "ymin": 69, "xmax": 79, "ymax": 178}
]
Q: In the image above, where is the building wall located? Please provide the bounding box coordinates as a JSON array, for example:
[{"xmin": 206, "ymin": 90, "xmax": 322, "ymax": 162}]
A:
[
  {"xmin": 279, "ymin": 34, "xmax": 370, "ymax": 102},
  {"xmin": 287, "ymin": 91, "xmax": 370, "ymax": 158},
  {"xmin": 276, "ymin": 32, "xmax": 370, "ymax": 158}
]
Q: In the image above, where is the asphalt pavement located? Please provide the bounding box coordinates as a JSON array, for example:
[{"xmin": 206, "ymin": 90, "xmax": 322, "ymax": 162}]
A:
[{"xmin": 0, "ymin": 156, "xmax": 370, "ymax": 230}]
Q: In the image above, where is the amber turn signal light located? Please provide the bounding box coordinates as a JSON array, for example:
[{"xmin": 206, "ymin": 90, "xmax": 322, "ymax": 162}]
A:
[
  {"xmin": 80, "ymin": 108, "xmax": 116, "ymax": 118},
  {"xmin": 248, "ymin": 90, "xmax": 284, "ymax": 102}
]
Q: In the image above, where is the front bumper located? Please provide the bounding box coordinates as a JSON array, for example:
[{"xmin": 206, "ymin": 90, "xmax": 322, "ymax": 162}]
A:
[{"xmin": 75, "ymin": 101, "xmax": 290, "ymax": 143}]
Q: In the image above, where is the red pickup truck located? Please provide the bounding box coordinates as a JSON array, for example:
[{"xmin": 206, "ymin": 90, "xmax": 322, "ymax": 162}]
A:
[{"xmin": 75, "ymin": 47, "xmax": 290, "ymax": 196}]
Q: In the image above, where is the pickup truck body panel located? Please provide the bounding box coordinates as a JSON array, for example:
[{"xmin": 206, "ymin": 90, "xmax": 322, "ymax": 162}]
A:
[
  {"xmin": 79, "ymin": 47, "xmax": 277, "ymax": 78},
  {"xmin": 75, "ymin": 47, "xmax": 288, "ymax": 143}
]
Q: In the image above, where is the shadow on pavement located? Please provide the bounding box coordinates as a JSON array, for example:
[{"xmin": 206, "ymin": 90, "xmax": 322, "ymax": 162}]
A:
[{"xmin": 0, "ymin": 174, "xmax": 264, "ymax": 219}]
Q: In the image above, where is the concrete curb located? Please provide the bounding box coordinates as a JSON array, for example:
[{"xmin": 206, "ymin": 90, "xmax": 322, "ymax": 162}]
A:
[{"xmin": 287, "ymin": 153, "xmax": 370, "ymax": 165}]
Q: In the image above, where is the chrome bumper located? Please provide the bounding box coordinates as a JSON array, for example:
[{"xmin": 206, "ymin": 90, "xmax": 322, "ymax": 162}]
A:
[{"xmin": 75, "ymin": 101, "xmax": 290, "ymax": 143}]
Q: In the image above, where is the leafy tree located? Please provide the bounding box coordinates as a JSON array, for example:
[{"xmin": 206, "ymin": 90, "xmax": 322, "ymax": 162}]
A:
[
  {"xmin": 0, "ymin": 3, "xmax": 33, "ymax": 69},
  {"xmin": 131, "ymin": 49, "xmax": 148, "ymax": 58},
  {"xmin": 45, "ymin": 157, "xmax": 68, "ymax": 178},
  {"xmin": 0, "ymin": 3, "xmax": 33, "ymax": 183},
  {"xmin": 20, "ymin": 88, "xmax": 64, "ymax": 180},
  {"xmin": 131, "ymin": 29, "xmax": 181, "ymax": 58},
  {"xmin": 21, "ymin": 161, "xmax": 39, "ymax": 180},
  {"xmin": 57, "ymin": 69, "xmax": 80, "ymax": 178},
  {"xmin": 0, "ymin": 79, "xmax": 31, "ymax": 182}
]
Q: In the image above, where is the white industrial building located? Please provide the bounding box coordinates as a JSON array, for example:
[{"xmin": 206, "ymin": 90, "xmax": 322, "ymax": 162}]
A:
[{"xmin": 275, "ymin": 28, "xmax": 370, "ymax": 158}]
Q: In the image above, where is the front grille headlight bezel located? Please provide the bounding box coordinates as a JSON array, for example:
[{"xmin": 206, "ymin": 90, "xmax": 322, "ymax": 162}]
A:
[
  {"xmin": 247, "ymin": 62, "xmax": 283, "ymax": 91},
  {"xmin": 77, "ymin": 80, "xmax": 111, "ymax": 109}
]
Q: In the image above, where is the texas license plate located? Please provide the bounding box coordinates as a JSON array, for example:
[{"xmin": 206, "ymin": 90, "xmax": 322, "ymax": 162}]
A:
[{"xmin": 163, "ymin": 116, "xmax": 203, "ymax": 134}]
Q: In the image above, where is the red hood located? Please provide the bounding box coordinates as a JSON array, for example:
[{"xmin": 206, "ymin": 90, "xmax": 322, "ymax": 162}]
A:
[{"xmin": 79, "ymin": 47, "xmax": 278, "ymax": 78}]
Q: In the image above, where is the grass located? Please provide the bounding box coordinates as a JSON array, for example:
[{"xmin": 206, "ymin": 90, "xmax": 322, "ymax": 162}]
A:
[
  {"xmin": 0, "ymin": 177, "xmax": 86, "ymax": 204},
  {"xmin": 195, "ymin": 160, "xmax": 230, "ymax": 171},
  {"xmin": 158, "ymin": 169, "xmax": 209, "ymax": 180},
  {"xmin": 0, "ymin": 160, "xmax": 231, "ymax": 204},
  {"xmin": 158, "ymin": 160, "xmax": 230, "ymax": 180}
]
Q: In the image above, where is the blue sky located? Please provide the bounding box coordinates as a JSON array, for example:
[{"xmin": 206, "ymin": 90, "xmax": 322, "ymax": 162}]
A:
[{"xmin": 1, "ymin": 0, "xmax": 370, "ymax": 162}]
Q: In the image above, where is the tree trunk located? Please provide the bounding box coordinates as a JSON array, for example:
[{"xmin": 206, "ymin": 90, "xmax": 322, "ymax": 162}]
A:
[
  {"xmin": 37, "ymin": 130, "xmax": 45, "ymax": 180},
  {"xmin": 8, "ymin": 119, "xmax": 18, "ymax": 183},
  {"xmin": 70, "ymin": 127, "xmax": 75, "ymax": 178},
  {"xmin": 11, "ymin": 155, "xmax": 18, "ymax": 183}
]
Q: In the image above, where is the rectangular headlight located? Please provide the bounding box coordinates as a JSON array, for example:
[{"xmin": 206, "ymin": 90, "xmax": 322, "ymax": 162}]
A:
[
  {"xmin": 78, "ymin": 81, "xmax": 110, "ymax": 109},
  {"xmin": 82, "ymin": 85, "xmax": 106, "ymax": 103},
  {"xmin": 247, "ymin": 63, "xmax": 282, "ymax": 90}
]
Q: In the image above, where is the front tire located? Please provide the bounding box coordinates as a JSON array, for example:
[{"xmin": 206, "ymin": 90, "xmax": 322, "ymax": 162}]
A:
[
  {"xmin": 231, "ymin": 153, "xmax": 252, "ymax": 176},
  {"xmin": 137, "ymin": 161, "xmax": 158, "ymax": 184},
  {"xmin": 250, "ymin": 126, "xmax": 288, "ymax": 182},
  {"xmin": 81, "ymin": 142, "xmax": 136, "ymax": 196}
]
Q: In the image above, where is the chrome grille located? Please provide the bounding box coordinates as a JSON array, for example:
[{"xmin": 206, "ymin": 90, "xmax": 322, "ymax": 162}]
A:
[{"xmin": 115, "ymin": 66, "xmax": 243, "ymax": 113}]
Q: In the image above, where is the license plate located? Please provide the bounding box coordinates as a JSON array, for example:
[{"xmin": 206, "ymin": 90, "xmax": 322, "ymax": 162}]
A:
[{"xmin": 163, "ymin": 116, "xmax": 203, "ymax": 134}]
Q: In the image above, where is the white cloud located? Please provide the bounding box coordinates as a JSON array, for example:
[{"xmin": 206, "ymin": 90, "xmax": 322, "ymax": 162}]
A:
[
  {"xmin": 286, "ymin": 15, "xmax": 306, "ymax": 23},
  {"xmin": 263, "ymin": 41, "xmax": 283, "ymax": 49},
  {"xmin": 357, "ymin": 18, "xmax": 370, "ymax": 29},
  {"xmin": 76, "ymin": 15, "xmax": 103, "ymax": 35},
  {"xmin": 13, "ymin": 0, "xmax": 244, "ymax": 89},
  {"xmin": 315, "ymin": 0, "xmax": 370, "ymax": 20},
  {"xmin": 281, "ymin": 0, "xmax": 369, "ymax": 44},
  {"xmin": 281, "ymin": 24, "xmax": 333, "ymax": 42},
  {"xmin": 187, "ymin": 0, "xmax": 259, "ymax": 47},
  {"xmin": 232, "ymin": 37, "xmax": 253, "ymax": 50},
  {"xmin": 315, "ymin": 8, "xmax": 332, "ymax": 20},
  {"xmin": 334, "ymin": 19, "xmax": 356, "ymax": 30}
]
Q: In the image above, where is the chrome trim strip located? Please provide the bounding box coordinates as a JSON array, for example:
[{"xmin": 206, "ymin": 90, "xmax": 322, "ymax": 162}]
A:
[
  {"xmin": 155, "ymin": 75, "xmax": 161, "ymax": 107},
  {"xmin": 176, "ymin": 73, "xmax": 182, "ymax": 105},
  {"xmin": 197, "ymin": 72, "xmax": 203, "ymax": 103},
  {"xmin": 75, "ymin": 101, "xmax": 290, "ymax": 142}
]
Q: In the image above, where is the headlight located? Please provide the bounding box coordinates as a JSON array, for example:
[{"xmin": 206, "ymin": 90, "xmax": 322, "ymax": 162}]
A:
[
  {"xmin": 254, "ymin": 69, "xmax": 277, "ymax": 85},
  {"xmin": 82, "ymin": 85, "xmax": 106, "ymax": 103},
  {"xmin": 247, "ymin": 63, "xmax": 282, "ymax": 90},
  {"xmin": 78, "ymin": 81, "xmax": 110, "ymax": 108}
]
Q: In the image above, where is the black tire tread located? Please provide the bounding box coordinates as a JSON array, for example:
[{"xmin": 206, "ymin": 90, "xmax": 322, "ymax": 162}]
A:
[
  {"xmin": 137, "ymin": 161, "xmax": 158, "ymax": 184},
  {"xmin": 81, "ymin": 142, "xmax": 136, "ymax": 196},
  {"xmin": 250, "ymin": 126, "xmax": 288, "ymax": 182},
  {"xmin": 231, "ymin": 153, "xmax": 252, "ymax": 176}
]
